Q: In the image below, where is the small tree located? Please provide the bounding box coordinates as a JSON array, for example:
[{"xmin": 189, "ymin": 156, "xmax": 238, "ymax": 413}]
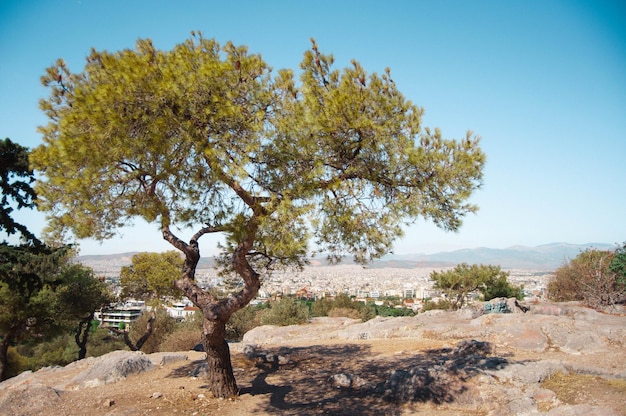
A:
[
  {"xmin": 548, "ymin": 247, "xmax": 625, "ymax": 310},
  {"xmin": 115, "ymin": 251, "xmax": 183, "ymax": 351},
  {"xmin": 120, "ymin": 251, "xmax": 184, "ymax": 301},
  {"xmin": 126, "ymin": 307, "xmax": 175, "ymax": 353},
  {"xmin": 0, "ymin": 244, "xmax": 73, "ymax": 380},
  {"xmin": 0, "ymin": 138, "xmax": 91, "ymax": 377},
  {"xmin": 32, "ymin": 35, "xmax": 485, "ymax": 397},
  {"xmin": 430, "ymin": 263, "xmax": 516, "ymax": 309},
  {"xmin": 480, "ymin": 272, "xmax": 524, "ymax": 301},
  {"xmin": 56, "ymin": 264, "xmax": 113, "ymax": 359}
]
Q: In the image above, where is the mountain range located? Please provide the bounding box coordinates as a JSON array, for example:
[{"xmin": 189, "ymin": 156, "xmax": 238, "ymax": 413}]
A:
[{"xmin": 77, "ymin": 242, "xmax": 617, "ymax": 271}]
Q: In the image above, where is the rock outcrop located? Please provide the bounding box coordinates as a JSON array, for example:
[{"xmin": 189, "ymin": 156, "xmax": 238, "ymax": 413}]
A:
[{"xmin": 1, "ymin": 301, "xmax": 624, "ymax": 415}]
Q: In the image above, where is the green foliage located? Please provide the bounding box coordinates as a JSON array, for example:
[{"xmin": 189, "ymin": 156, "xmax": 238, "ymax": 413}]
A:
[
  {"xmin": 159, "ymin": 329, "xmax": 202, "ymax": 352},
  {"xmin": 8, "ymin": 326, "xmax": 127, "ymax": 377},
  {"xmin": 85, "ymin": 326, "xmax": 127, "ymax": 357},
  {"xmin": 331, "ymin": 293, "xmax": 356, "ymax": 309},
  {"xmin": 421, "ymin": 298, "xmax": 453, "ymax": 311},
  {"xmin": 119, "ymin": 251, "xmax": 184, "ymax": 300},
  {"xmin": 32, "ymin": 34, "xmax": 484, "ymax": 267},
  {"xmin": 0, "ymin": 245, "xmax": 117, "ymax": 378},
  {"xmin": 311, "ymin": 297, "xmax": 333, "ymax": 317},
  {"xmin": 371, "ymin": 303, "xmax": 416, "ymax": 318},
  {"xmin": 32, "ymin": 34, "xmax": 485, "ymax": 397},
  {"xmin": 430, "ymin": 264, "xmax": 519, "ymax": 309},
  {"xmin": 310, "ymin": 293, "xmax": 413, "ymax": 321},
  {"xmin": 128, "ymin": 308, "xmax": 176, "ymax": 353},
  {"xmin": 226, "ymin": 303, "xmax": 265, "ymax": 340},
  {"xmin": 5, "ymin": 347, "xmax": 35, "ymax": 379},
  {"xmin": 609, "ymin": 243, "xmax": 626, "ymax": 286},
  {"xmin": 28, "ymin": 334, "xmax": 78, "ymax": 367},
  {"xmin": 480, "ymin": 274, "xmax": 525, "ymax": 301},
  {"xmin": 56, "ymin": 264, "xmax": 113, "ymax": 320},
  {"xmin": 358, "ymin": 304, "xmax": 378, "ymax": 321},
  {"xmin": 548, "ymin": 248, "xmax": 625, "ymax": 310},
  {"xmin": 313, "ymin": 293, "xmax": 362, "ymax": 319},
  {"xmin": 0, "ymin": 244, "xmax": 73, "ymax": 379},
  {"xmin": 0, "ymin": 138, "xmax": 39, "ymax": 244},
  {"xmin": 260, "ymin": 297, "xmax": 310, "ymax": 326}
]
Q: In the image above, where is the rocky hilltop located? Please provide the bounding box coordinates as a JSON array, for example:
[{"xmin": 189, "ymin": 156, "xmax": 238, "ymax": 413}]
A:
[{"xmin": 1, "ymin": 301, "xmax": 624, "ymax": 415}]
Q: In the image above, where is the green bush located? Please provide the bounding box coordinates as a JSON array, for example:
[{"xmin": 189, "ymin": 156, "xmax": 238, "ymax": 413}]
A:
[
  {"xmin": 260, "ymin": 297, "xmax": 310, "ymax": 326},
  {"xmin": 87, "ymin": 326, "xmax": 128, "ymax": 356},
  {"xmin": 332, "ymin": 293, "xmax": 357, "ymax": 309},
  {"xmin": 311, "ymin": 297, "xmax": 333, "ymax": 317},
  {"xmin": 5, "ymin": 347, "xmax": 35, "ymax": 378},
  {"xmin": 480, "ymin": 275, "xmax": 524, "ymax": 301},
  {"xmin": 226, "ymin": 304, "xmax": 265, "ymax": 340},
  {"xmin": 31, "ymin": 335, "xmax": 77, "ymax": 367},
  {"xmin": 128, "ymin": 308, "xmax": 176, "ymax": 353},
  {"xmin": 372, "ymin": 303, "xmax": 415, "ymax": 317},
  {"xmin": 421, "ymin": 298, "xmax": 452, "ymax": 311}
]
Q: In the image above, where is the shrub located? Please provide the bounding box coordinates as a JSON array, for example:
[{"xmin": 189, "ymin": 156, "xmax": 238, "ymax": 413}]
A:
[
  {"xmin": 260, "ymin": 297, "xmax": 310, "ymax": 326},
  {"xmin": 328, "ymin": 307, "xmax": 361, "ymax": 319},
  {"xmin": 311, "ymin": 297, "xmax": 333, "ymax": 317},
  {"xmin": 431, "ymin": 263, "xmax": 520, "ymax": 309},
  {"xmin": 128, "ymin": 308, "xmax": 176, "ymax": 353},
  {"xmin": 421, "ymin": 298, "xmax": 452, "ymax": 311},
  {"xmin": 548, "ymin": 248, "xmax": 626, "ymax": 310},
  {"xmin": 5, "ymin": 347, "xmax": 35, "ymax": 379},
  {"xmin": 87, "ymin": 326, "xmax": 128, "ymax": 356},
  {"xmin": 480, "ymin": 274, "xmax": 525, "ymax": 301},
  {"xmin": 226, "ymin": 304, "xmax": 265, "ymax": 340},
  {"xmin": 159, "ymin": 329, "xmax": 202, "ymax": 352}
]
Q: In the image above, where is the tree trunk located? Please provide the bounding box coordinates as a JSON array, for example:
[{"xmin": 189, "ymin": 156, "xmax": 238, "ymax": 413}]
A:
[
  {"xmin": 162, "ymin": 224, "xmax": 258, "ymax": 399},
  {"xmin": 110, "ymin": 309, "xmax": 156, "ymax": 351},
  {"xmin": 75, "ymin": 314, "xmax": 93, "ymax": 360},
  {"xmin": 202, "ymin": 318, "xmax": 238, "ymax": 398}
]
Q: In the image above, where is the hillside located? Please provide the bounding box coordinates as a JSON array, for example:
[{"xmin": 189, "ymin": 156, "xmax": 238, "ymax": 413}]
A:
[
  {"xmin": 1, "ymin": 300, "xmax": 624, "ymax": 415},
  {"xmin": 77, "ymin": 242, "xmax": 617, "ymax": 271},
  {"xmin": 381, "ymin": 242, "xmax": 616, "ymax": 269}
]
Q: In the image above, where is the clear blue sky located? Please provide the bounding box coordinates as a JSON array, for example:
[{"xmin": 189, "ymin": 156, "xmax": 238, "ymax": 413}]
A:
[{"xmin": 1, "ymin": 0, "xmax": 624, "ymax": 256}]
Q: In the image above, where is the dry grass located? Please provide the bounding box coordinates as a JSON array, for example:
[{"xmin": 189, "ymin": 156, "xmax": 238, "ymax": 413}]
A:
[{"xmin": 541, "ymin": 371, "xmax": 626, "ymax": 415}]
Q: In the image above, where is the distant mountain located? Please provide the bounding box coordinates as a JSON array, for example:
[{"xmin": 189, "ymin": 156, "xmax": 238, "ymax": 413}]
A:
[
  {"xmin": 381, "ymin": 242, "xmax": 616, "ymax": 270},
  {"xmin": 77, "ymin": 243, "xmax": 617, "ymax": 272}
]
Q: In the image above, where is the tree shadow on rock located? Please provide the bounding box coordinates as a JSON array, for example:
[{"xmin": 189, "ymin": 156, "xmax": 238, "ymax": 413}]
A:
[{"xmin": 240, "ymin": 340, "xmax": 513, "ymax": 415}]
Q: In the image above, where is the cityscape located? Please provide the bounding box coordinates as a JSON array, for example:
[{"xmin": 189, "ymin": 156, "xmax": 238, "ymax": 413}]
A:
[{"xmin": 80, "ymin": 252, "xmax": 554, "ymax": 320}]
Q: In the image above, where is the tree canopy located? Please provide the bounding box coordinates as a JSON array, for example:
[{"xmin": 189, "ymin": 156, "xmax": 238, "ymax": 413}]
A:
[
  {"xmin": 430, "ymin": 263, "xmax": 520, "ymax": 309},
  {"xmin": 120, "ymin": 251, "xmax": 184, "ymax": 301},
  {"xmin": 0, "ymin": 242, "xmax": 114, "ymax": 376},
  {"xmin": 0, "ymin": 138, "xmax": 39, "ymax": 244},
  {"xmin": 31, "ymin": 34, "xmax": 485, "ymax": 397},
  {"xmin": 56, "ymin": 263, "xmax": 113, "ymax": 359}
]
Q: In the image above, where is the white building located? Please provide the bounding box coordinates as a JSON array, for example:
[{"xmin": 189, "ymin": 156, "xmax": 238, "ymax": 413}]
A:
[{"xmin": 166, "ymin": 302, "xmax": 199, "ymax": 320}]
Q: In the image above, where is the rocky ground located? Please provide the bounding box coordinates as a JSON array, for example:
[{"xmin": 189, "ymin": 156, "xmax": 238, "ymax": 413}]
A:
[{"xmin": 1, "ymin": 300, "xmax": 625, "ymax": 416}]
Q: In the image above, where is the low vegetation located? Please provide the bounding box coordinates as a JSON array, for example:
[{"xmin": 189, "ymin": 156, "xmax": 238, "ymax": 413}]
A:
[
  {"xmin": 427, "ymin": 263, "xmax": 523, "ymax": 310},
  {"xmin": 548, "ymin": 244, "xmax": 626, "ymax": 310},
  {"xmin": 540, "ymin": 371, "xmax": 626, "ymax": 412}
]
